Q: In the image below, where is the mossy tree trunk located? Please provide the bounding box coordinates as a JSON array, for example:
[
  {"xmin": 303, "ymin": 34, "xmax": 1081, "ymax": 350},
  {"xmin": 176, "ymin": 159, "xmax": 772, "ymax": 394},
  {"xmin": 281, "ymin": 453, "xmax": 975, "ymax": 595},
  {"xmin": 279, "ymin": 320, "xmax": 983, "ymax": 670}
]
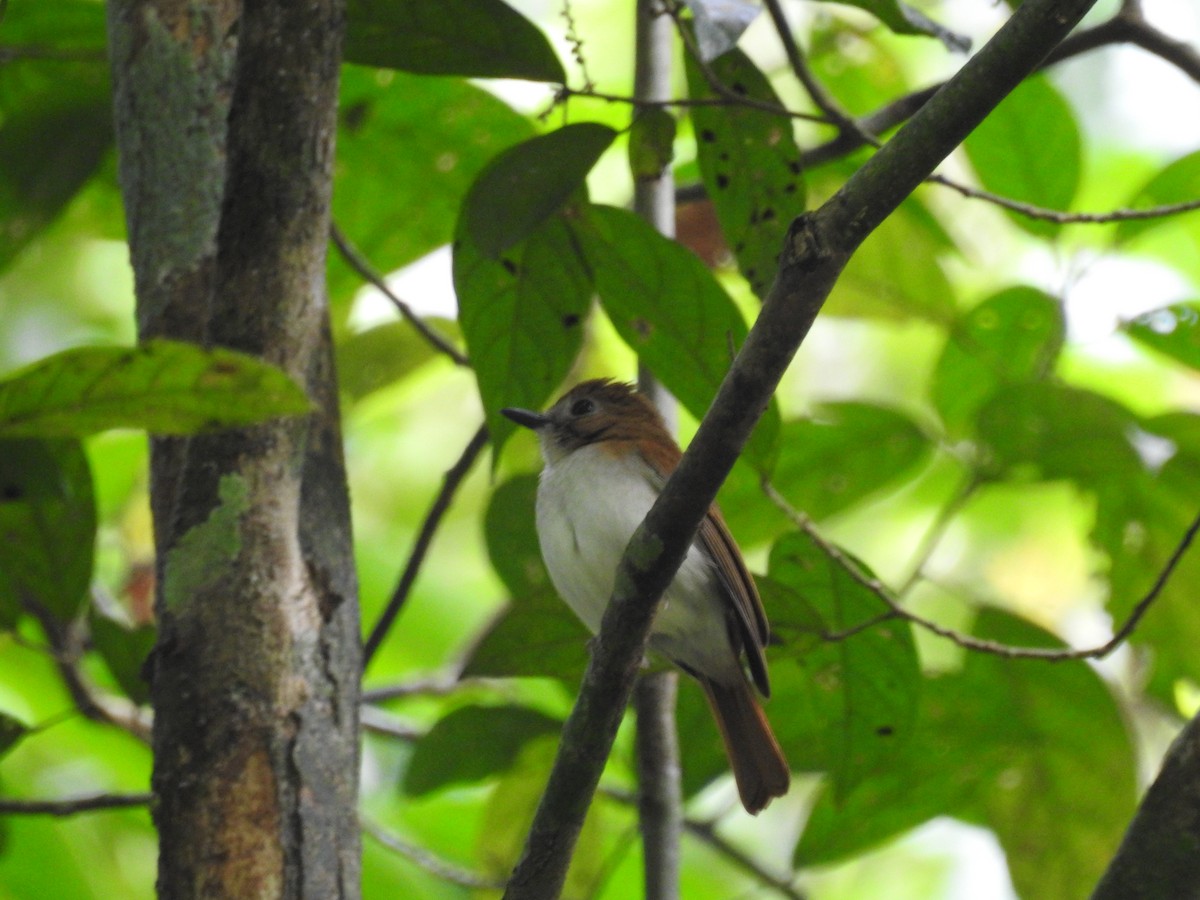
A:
[{"xmin": 106, "ymin": 0, "xmax": 361, "ymax": 895}]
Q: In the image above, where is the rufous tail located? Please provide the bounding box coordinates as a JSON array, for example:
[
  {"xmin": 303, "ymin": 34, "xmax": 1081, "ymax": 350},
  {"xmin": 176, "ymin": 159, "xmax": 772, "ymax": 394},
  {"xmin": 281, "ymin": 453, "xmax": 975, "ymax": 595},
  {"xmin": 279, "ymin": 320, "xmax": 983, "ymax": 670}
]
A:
[{"xmin": 701, "ymin": 677, "xmax": 790, "ymax": 815}]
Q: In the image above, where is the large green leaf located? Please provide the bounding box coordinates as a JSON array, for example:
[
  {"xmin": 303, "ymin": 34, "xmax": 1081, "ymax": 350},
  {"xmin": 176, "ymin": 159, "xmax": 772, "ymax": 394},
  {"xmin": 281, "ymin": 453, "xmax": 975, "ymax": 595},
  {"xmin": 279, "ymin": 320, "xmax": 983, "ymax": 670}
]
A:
[
  {"xmin": 0, "ymin": 60, "xmax": 112, "ymax": 270},
  {"xmin": 0, "ymin": 341, "xmax": 311, "ymax": 437},
  {"xmin": 462, "ymin": 123, "xmax": 617, "ymax": 259},
  {"xmin": 331, "ymin": 66, "xmax": 533, "ymax": 305},
  {"xmin": 798, "ymin": 610, "xmax": 1136, "ymax": 900},
  {"xmin": 335, "ymin": 319, "xmax": 457, "ymax": 403},
  {"xmin": 764, "ymin": 531, "xmax": 920, "ymax": 798},
  {"xmin": 684, "ymin": 46, "xmax": 804, "ymax": 298},
  {"xmin": 462, "ymin": 586, "xmax": 589, "ymax": 683},
  {"xmin": 484, "ymin": 476, "xmax": 552, "ymax": 596},
  {"xmin": 953, "ymin": 612, "xmax": 1136, "ymax": 899},
  {"xmin": 717, "ymin": 404, "xmax": 932, "ymax": 548},
  {"xmin": 464, "ymin": 475, "xmax": 590, "ymax": 682},
  {"xmin": 1092, "ymin": 413, "xmax": 1200, "ymax": 703},
  {"xmin": 455, "ymin": 212, "xmax": 592, "ymax": 458},
  {"xmin": 1122, "ymin": 301, "xmax": 1200, "ymax": 372},
  {"xmin": 963, "ymin": 76, "xmax": 1081, "ymax": 237},
  {"xmin": 0, "ymin": 439, "xmax": 95, "ymax": 624},
  {"xmin": 345, "ymin": 0, "xmax": 565, "ymax": 82},
  {"xmin": 932, "ymin": 286, "xmax": 1064, "ymax": 435},
  {"xmin": 403, "ymin": 704, "xmax": 563, "ymax": 796},
  {"xmin": 825, "ymin": 199, "xmax": 956, "ymax": 321},
  {"xmin": 975, "ymin": 382, "xmax": 1142, "ymax": 486},
  {"xmin": 577, "ymin": 204, "xmax": 781, "ymax": 471}
]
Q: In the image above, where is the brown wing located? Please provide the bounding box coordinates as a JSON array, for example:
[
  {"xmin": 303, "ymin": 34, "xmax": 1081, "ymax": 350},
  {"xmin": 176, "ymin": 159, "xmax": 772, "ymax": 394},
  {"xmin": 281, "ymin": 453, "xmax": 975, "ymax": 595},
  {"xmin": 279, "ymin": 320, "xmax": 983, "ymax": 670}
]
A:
[
  {"xmin": 698, "ymin": 509, "xmax": 771, "ymax": 697},
  {"xmin": 633, "ymin": 436, "xmax": 772, "ymax": 698}
]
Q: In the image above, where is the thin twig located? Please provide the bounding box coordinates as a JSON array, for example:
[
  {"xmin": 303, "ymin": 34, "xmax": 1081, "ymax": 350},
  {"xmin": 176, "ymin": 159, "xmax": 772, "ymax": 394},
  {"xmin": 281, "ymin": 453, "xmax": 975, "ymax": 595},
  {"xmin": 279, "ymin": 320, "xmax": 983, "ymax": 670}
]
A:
[
  {"xmin": 762, "ymin": 0, "xmax": 855, "ymax": 133},
  {"xmin": 601, "ymin": 787, "xmax": 807, "ymax": 899},
  {"xmin": 329, "ymin": 223, "xmax": 468, "ymax": 367},
  {"xmin": 0, "ymin": 792, "xmax": 151, "ymax": 816},
  {"xmin": 359, "ymin": 706, "xmax": 424, "ymax": 742},
  {"xmin": 764, "ymin": 482, "xmax": 1200, "ymax": 662},
  {"xmin": 20, "ymin": 596, "xmax": 152, "ymax": 742},
  {"xmin": 361, "ymin": 815, "xmax": 507, "ymax": 890},
  {"xmin": 362, "ymin": 424, "xmax": 490, "ymax": 667},
  {"xmin": 927, "ymin": 174, "xmax": 1200, "ymax": 224}
]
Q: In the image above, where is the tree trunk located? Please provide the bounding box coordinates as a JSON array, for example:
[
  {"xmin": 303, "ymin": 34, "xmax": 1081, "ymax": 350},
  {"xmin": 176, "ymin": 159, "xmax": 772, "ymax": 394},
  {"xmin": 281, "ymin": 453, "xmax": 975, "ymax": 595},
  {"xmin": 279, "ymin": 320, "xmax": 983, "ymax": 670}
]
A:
[{"xmin": 106, "ymin": 1, "xmax": 361, "ymax": 896}]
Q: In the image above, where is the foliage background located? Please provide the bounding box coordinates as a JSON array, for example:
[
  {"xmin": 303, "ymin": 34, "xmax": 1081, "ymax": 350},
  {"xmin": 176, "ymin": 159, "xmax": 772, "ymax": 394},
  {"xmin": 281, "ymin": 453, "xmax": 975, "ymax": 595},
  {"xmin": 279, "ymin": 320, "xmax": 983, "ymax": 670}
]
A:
[{"xmin": 1, "ymin": 0, "xmax": 1200, "ymax": 896}]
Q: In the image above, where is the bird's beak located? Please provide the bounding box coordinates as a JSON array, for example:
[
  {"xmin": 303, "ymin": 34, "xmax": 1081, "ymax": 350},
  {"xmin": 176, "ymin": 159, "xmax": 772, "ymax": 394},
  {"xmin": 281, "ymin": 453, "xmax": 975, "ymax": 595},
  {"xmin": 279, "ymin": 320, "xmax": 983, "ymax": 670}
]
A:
[{"xmin": 501, "ymin": 407, "xmax": 550, "ymax": 430}]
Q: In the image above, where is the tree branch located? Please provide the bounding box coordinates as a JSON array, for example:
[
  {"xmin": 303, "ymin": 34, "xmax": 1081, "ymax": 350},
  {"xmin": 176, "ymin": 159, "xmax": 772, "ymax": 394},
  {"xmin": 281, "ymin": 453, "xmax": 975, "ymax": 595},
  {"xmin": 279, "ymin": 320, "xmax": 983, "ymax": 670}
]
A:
[
  {"xmin": 764, "ymin": 483, "xmax": 1200, "ymax": 664},
  {"xmin": 362, "ymin": 424, "xmax": 489, "ymax": 668},
  {"xmin": 0, "ymin": 792, "xmax": 152, "ymax": 816},
  {"xmin": 361, "ymin": 816, "xmax": 507, "ymax": 890},
  {"xmin": 1092, "ymin": 709, "xmax": 1200, "ymax": 898},
  {"xmin": 329, "ymin": 223, "xmax": 469, "ymax": 367},
  {"xmin": 502, "ymin": 0, "xmax": 1101, "ymax": 895}
]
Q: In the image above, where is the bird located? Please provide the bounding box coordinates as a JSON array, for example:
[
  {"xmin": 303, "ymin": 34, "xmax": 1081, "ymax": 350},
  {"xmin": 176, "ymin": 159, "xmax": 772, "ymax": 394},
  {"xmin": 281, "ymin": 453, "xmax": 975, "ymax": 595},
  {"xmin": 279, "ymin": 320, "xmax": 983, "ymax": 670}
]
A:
[{"xmin": 501, "ymin": 378, "xmax": 790, "ymax": 814}]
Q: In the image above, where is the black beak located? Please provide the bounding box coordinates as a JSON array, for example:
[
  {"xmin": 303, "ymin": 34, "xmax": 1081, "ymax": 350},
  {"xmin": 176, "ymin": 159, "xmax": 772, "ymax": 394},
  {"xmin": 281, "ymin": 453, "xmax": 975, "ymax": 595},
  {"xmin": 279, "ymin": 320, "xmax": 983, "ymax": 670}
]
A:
[{"xmin": 501, "ymin": 407, "xmax": 550, "ymax": 430}]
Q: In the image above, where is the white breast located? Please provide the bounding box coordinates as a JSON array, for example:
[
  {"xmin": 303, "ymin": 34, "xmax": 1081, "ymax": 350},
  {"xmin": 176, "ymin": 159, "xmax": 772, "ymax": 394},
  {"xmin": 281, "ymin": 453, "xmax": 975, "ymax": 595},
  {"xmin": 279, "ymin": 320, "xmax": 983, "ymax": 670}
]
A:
[{"xmin": 535, "ymin": 443, "xmax": 740, "ymax": 681}]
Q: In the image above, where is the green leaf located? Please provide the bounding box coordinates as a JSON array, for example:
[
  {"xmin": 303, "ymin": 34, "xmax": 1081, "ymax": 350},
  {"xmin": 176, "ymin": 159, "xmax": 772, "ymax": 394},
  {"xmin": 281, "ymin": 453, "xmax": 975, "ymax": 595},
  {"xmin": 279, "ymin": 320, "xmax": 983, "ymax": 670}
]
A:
[
  {"xmin": 718, "ymin": 405, "xmax": 931, "ymax": 547},
  {"xmin": 932, "ymin": 286, "xmax": 1064, "ymax": 434},
  {"xmin": 335, "ymin": 319, "xmax": 455, "ymax": 403},
  {"xmin": 345, "ymin": 0, "xmax": 565, "ymax": 82},
  {"xmin": 1091, "ymin": 414, "xmax": 1200, "ymax": 703},
  {"xmin": 0, "ymin": 61, "xmax": 112, "ymax": 269},
  {"xmin": 0, "ymin": 0, "xmax": 106, "ymax": 48},
  {"xmin": 975, "ymin": 383, "xmax": 1141, "ymax": 485},
  {"xmin": 834, "ymin": 0, "xmax": 969, "ymax": 50},
  {"xmin": 766, "ymin": 531, "xmax": 920, "ymax": 798},
  {"xmin": 454, "ymin": 212, "xmax": 592, "ymax": 458},
  {"xmin": 825, "ymin": 199, "xmax": 956, "ymax": 321},
  {"xmin": 1114, "ymin": 149, "xmax": 1200, "ymax": 245},
  {"xmin": 798, "ymin": 610, "xmax": 1136, "ymax": 893},
  {"xmin": 89, "ymin": 609, "xmax": 155, "ymax": 706},
  {"xmin": 774, "ymin": 404, "xmax": 933, "ymax": 520},
  {"xmin": 684, "ymin": 46, "xmax": 805, "ymax": 298},
  {"xmin": 484, "ymin": 476, "xmax": 553, "ymax": 596},
  {"xmin": 0, "ymin": 341, "xmax": 311, "ymax": 437},
  {"xmin": 463, "ymin": 123, "xmax": 617, "ymax": 259},
  {"xmin": 0, "ymin": 439, "xmax": 95, "ymax": 624},
  {"xmin": 331, "ymin": 66, "xmax": 534, "ymax": 305},
  {"xmin": 963, "ymin": 76, "xmax": 1081, "ymax": 237},
  {"xmin": 477, "ymin": 738, "xmax": 620, "ymax": 894},
  {"xmin": 955, "ymin": 611, "xmax": 1135, "ymax": 899},
  {"xmin": 577, "ymin": 204, "xmax": 781, "ymax": 471},
  {"xmin": 1123, "ymin": 301, "xmax": 1200, "ymax": 372},
  {"xmin": 462, "ymin": 587, "xmax": 589, "ymax": 683},
  {"xmin": 403, "ymin": 704, "xmax": 563, "ymax": 796},
  {"xmin": 628, "ymin": 108, "xmax": 676, "ymax": 181}
]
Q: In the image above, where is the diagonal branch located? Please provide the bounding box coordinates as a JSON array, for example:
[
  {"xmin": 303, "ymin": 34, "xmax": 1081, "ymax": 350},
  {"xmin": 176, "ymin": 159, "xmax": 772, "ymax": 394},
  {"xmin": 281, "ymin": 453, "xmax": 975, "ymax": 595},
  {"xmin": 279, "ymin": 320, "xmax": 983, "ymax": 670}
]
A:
[
  {"xmin": 501, "ymin": 0, "xmax": 1101, "ymax": 896},
  {"xmin": 330, "ymin": 223, "xmax": 469, "ymax": 367},
  {"xmin": 362, "ymin": 424, "xmax": 490, "ymax": 667}
]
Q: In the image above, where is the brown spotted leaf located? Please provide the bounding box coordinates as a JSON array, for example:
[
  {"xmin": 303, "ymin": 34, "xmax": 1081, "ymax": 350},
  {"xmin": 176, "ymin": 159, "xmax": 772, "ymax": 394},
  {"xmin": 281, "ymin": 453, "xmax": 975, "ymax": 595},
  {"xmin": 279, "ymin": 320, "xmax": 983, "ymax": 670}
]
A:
[{"xmin": 685, "ymin": 47, "xmax": 804, "ymax": 298}]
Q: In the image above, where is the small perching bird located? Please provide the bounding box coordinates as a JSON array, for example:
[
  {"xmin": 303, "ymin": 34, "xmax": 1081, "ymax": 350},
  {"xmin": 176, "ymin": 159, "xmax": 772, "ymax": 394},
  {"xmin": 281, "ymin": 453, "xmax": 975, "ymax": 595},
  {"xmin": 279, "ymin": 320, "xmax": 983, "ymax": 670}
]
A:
[{"xmin": 502, "ymin": 379, "xmax": 790, "ymax": 814}]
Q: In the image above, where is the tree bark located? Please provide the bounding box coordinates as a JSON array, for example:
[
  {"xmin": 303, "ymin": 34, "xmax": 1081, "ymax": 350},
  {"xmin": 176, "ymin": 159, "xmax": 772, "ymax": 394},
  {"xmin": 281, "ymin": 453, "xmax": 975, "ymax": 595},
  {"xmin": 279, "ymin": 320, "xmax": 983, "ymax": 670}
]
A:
[
  {"xmin": 1092, "ymin": 710, "xmax": 1200, "ymax": 899},
  {"xmin": 106, "ymin": 1, "xmax": 361, "ymax": 896}
]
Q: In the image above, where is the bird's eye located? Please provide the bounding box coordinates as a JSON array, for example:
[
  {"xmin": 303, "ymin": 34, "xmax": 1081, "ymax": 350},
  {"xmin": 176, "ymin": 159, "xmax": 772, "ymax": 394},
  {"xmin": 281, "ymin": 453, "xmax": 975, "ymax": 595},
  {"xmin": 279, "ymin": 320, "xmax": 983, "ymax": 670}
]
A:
[{"xmin": 569, "ymin": 398, "xmax": 595, "ymax": 417}]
